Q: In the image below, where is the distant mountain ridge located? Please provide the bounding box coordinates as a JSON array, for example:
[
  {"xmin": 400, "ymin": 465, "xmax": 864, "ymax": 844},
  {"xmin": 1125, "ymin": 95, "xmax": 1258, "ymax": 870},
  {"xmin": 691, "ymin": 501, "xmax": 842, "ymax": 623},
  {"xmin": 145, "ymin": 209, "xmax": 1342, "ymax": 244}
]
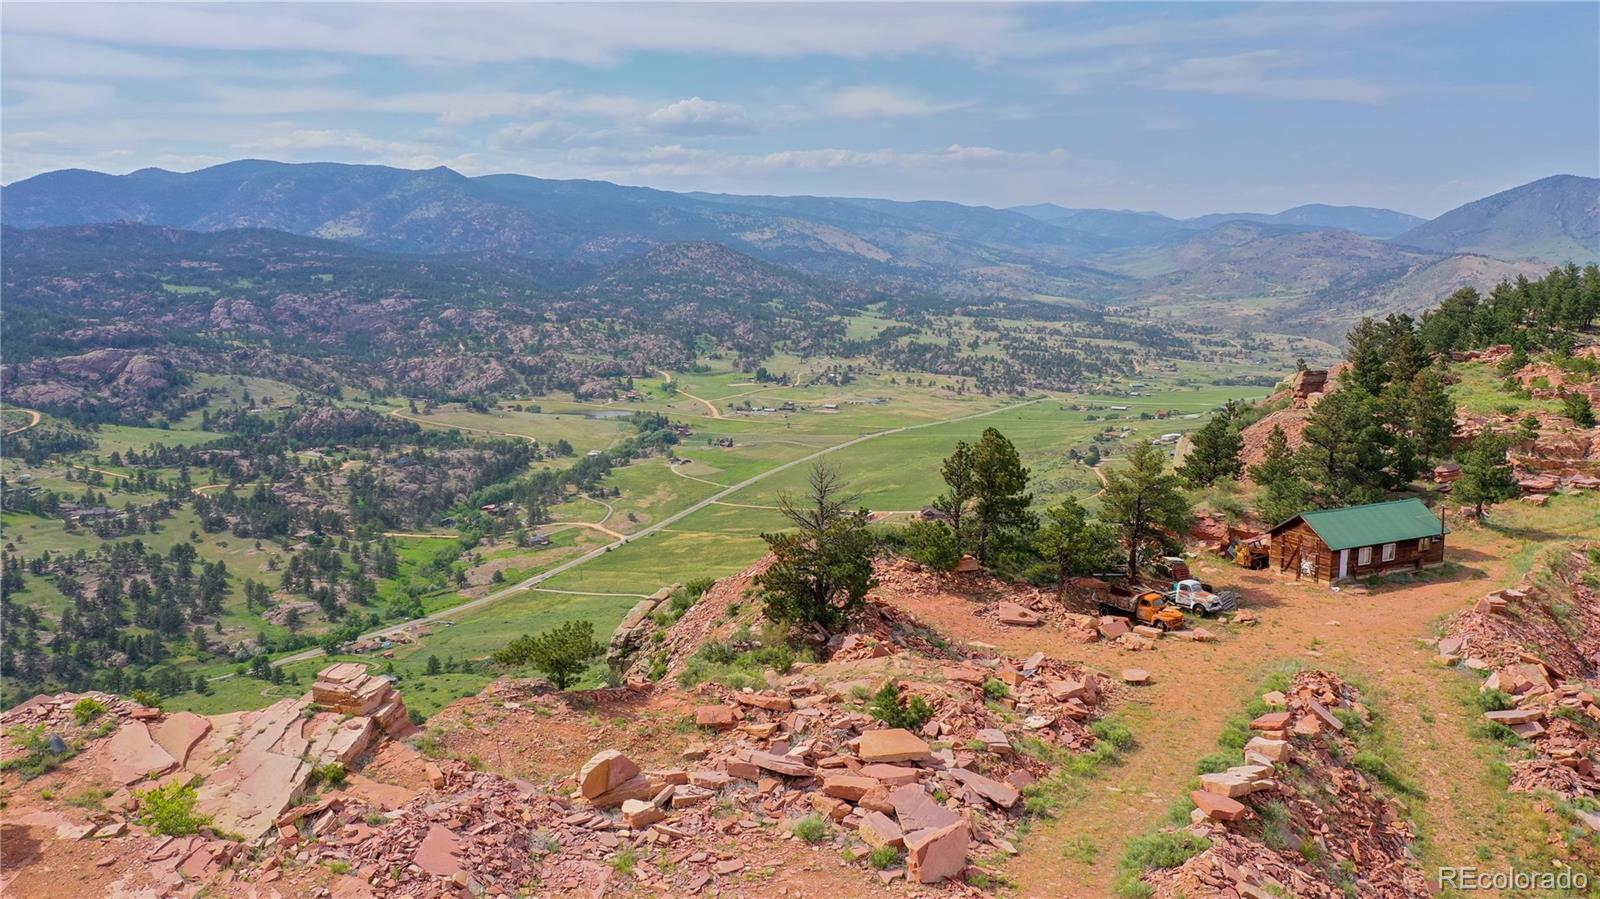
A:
[
  {"xmin": 1009, "ymin": 201, "xmax": 1423, "ymax": 241},
  {"xmin": 2, "ymin": 161, "xmax": 1588, "ymax": 337},
  {"xmin": 1392, "ymin": 174, "xmax": 1599, "ymax": 264}
]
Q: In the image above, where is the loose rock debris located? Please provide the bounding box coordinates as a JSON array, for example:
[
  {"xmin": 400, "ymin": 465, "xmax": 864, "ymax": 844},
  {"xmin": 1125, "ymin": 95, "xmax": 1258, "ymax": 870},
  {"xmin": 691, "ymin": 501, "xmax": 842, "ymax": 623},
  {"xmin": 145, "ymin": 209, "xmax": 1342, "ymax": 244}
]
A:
[{"xmin": 1142, "ymin": 671, "xmax": 1429, "ymax": 899}]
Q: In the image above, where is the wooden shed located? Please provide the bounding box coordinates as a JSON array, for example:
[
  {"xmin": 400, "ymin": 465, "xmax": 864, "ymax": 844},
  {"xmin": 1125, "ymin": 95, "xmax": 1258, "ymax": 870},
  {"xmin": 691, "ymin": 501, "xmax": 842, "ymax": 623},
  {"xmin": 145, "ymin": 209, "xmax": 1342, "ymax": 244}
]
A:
[{"xmin": 1268, "ymin": 498, "xmax": 1447, "ymax": 582}]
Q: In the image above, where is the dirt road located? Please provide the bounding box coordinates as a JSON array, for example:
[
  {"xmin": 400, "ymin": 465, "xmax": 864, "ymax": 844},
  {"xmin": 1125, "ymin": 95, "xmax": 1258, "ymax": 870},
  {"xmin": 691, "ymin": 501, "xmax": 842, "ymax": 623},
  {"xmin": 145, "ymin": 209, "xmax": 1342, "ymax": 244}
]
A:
[
  {"xmin": 984, "ymin": 516, "xmax": 1577, "ymax": 896},
  {"xmin": 658, "ymin": 369, "xmax": 723, "ymax": 419},
  {"xmin": 2, "ymin": 408, "xmax": 43, "ymax": 436}
]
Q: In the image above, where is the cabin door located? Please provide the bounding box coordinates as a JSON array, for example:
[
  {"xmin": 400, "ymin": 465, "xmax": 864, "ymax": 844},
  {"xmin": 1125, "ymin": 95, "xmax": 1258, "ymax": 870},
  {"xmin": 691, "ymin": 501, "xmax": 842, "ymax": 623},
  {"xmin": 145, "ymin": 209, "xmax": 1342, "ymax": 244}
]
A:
[{"xmin": 1337, "ymin": 550, "xmax": 1349, "ymax": 580}]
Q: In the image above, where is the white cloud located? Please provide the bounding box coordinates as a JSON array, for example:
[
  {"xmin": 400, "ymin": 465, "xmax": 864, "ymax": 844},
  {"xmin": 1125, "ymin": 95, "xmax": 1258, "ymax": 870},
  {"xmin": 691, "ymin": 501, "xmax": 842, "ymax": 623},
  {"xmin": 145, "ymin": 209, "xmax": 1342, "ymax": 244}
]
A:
[
  {"xmin": 1142, "ymin": 50, "xmax": 1395, "ymax": 105},
  {"xmin": 816, "ymin": 86, "xmax": 967, "ymax": 120},
  {"xmin": 646, "ymin": 97, "xmax": 751, "ymax": 134}
]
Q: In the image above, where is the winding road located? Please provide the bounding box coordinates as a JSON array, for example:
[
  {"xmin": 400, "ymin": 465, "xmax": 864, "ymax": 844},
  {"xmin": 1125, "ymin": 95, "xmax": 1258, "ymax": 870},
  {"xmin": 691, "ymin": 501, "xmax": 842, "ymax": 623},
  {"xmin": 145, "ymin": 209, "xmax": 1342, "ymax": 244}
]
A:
[
  {"xmin": 657, "ymin": 369, "xmax": 723, "ymax": 419},
  {"xmin": 2, "ymin": 408, "xmax": 43, "ymax": 437},
  {"xmin": 272, "ymin": 395, "xmax": 1043, "ymax": 666}
]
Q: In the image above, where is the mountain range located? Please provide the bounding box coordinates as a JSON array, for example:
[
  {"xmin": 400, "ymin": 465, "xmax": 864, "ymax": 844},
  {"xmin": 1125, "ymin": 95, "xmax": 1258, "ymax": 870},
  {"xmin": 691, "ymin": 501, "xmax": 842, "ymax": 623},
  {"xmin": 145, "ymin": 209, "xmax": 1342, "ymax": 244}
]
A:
[{"xmin": 3, "ymin": 162, "xmax": 1595, "ymax": 332}]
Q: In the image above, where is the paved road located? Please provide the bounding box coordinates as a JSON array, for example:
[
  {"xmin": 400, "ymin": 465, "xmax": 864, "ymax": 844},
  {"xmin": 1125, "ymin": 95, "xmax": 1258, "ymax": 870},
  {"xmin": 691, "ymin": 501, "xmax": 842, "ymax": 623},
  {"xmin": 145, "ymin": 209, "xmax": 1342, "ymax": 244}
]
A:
[{"xmin": 273, "ymin": 395, "xmax": 1042, "ymax": 666}]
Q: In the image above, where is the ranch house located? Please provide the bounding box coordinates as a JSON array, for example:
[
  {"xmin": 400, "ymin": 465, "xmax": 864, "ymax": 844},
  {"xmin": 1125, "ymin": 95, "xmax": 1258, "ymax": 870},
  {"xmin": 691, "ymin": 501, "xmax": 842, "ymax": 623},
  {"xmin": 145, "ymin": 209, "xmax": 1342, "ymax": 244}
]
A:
[{"xmin": 1268, "ymin": 498, "xmax": 1448, "ymax": 582}]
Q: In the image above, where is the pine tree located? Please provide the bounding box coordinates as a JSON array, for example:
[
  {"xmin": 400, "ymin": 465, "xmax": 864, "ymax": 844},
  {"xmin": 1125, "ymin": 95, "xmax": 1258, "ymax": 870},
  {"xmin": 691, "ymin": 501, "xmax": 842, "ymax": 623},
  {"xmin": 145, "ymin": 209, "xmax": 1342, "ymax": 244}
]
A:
[
  {"xmin": 1454, "ymin": 433, "xmax": 1518, "ymax": 519},
  {"xmin": 754, "ymin": 463, "xmax": 877, "ymax": 633},
  {"xmin": 1248, "ymin": 426, "xmax": 1312, "ymax": 525},
  {"xmin": 969, "ymin": 429, "xmax": 1034, "ymax": 565},
  {"xmin": 1298, "ymin": 386, "xmax": 1396, "ymax": 505},
  {"xmin": 492, "ymin": 620, "xmax": 603, "ymax": 690},
  {"xmin": 934, "ymin": 441, "xmax": 976, "ymax": 547},
  {"xmin": 1176, "ymin": 415, "xmax": 1243, "ymax": 487},
  {"xmin": 1099, "ymin": 440, "xmax": 1192, "ymax": 579},
  {"xmin": 1035, "ymin": 497, "xmax": 1118, "ymax": 599}
]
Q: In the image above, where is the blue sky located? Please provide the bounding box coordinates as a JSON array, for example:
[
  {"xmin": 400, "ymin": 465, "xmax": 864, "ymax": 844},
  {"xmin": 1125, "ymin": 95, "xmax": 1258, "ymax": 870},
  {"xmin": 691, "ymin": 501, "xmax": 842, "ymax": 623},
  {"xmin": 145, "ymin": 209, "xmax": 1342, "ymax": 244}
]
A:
[{"xmin": 2, "ymin": 2, "xmax": 1595, "ymax": 217}]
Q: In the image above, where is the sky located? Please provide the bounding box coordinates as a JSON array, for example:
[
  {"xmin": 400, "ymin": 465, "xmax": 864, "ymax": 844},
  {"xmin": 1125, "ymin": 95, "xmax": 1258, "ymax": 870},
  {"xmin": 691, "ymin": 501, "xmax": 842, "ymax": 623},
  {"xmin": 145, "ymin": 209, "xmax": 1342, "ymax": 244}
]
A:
[{"xmin": 2, "ymin": 2, "xmax": 1596, "ymax": 218}]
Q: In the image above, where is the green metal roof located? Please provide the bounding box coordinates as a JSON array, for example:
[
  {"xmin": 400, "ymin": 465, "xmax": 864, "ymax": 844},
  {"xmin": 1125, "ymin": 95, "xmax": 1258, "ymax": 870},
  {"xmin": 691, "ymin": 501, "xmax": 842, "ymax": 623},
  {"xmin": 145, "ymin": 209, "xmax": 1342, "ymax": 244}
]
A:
[{"xmin": 1272, "ymin": 498, "xmax": 1449, "ymax": 551}]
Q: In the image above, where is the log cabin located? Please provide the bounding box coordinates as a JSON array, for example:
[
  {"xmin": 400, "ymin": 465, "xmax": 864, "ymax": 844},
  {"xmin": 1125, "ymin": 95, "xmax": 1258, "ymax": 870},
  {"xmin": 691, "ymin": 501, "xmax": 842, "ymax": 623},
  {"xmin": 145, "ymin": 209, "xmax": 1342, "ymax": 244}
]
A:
[{"xmin": 1268, "ymin": 498, "xmax": 1448, "ymax": 582}]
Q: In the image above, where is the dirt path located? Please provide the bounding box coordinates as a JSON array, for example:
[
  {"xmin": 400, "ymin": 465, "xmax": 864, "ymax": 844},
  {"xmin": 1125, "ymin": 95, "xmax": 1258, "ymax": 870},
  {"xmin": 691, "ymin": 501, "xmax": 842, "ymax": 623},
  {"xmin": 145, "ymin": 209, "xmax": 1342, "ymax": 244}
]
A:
[
  {"xmin": 658, "ymin": 369, "xmax": 723, "ymax": 419},
  {"xmin": 994, "ymin": 520, "xmax": 1560, "ymax": 896},
  {"xmin": 2, "ymin": 408, "xmax": 42, "ymax": 436}
]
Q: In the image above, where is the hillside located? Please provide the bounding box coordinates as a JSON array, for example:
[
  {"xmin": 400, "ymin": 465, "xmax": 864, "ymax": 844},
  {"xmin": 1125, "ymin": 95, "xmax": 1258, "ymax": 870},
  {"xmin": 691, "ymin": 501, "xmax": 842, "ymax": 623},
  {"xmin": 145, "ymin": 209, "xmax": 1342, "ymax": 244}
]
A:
[
  {"xmin": 1393, "ymin": 174, "xmax": 1600, "ymax": 264},
  {"xmin": 1186, "ymin": 203, "xmax": 1424, "ymax": 238}
]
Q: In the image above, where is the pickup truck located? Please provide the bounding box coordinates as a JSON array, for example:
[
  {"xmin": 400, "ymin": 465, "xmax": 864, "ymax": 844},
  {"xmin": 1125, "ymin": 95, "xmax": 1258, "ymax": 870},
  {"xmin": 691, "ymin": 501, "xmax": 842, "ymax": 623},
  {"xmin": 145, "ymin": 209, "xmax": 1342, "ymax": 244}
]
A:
[
  {"xmin": 1098, "ymin": 587, "xmax": 1187, "ymax": 631},
  {"xmin": 1164, "ymin": 579, "xmax": 1240, "ymax": 616}
]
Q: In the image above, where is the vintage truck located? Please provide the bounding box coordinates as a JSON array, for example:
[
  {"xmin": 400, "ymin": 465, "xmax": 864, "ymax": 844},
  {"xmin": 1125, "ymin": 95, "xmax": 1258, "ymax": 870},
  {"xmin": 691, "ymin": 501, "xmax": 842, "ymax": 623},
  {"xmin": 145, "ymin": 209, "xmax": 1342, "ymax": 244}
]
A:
[
  {"xmin": 1097, "ymin": 585, "xmax": 1187, "ymax": 631},
  {"xmin": 1164, "ymin": 578, "xmax": 1240, "ymax": 616}
]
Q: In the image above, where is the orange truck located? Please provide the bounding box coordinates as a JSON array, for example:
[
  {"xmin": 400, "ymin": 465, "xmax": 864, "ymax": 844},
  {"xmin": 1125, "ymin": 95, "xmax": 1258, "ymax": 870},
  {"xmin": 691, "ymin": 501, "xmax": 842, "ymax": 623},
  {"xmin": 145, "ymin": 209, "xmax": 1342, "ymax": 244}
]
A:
[{"xmin": 1097, "ymin": 585, "xmax": 1186, "ymax": 631}]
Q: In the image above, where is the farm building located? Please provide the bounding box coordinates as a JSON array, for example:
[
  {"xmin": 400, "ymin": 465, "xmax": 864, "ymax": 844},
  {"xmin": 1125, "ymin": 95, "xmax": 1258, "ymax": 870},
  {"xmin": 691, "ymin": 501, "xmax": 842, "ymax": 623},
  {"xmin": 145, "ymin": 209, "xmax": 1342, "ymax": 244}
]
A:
[{"xmin": 1268, "ymin": 498, "xmax": 1447, "ymax": 582}]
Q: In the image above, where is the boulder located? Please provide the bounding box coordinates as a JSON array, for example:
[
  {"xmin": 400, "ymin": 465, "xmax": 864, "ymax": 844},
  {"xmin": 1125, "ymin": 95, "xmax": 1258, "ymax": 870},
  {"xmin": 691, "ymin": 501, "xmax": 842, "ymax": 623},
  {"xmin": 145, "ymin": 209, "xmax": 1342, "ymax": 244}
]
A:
[
  {"xmin": 996, "ymin": 603, "xmax": 1042, "ymax": 626},
  {"xmin": 1245, "ymin": 737, "xmax": 1290, "ymax": 763},
  {"xmin": 949, "ymin": 768, "xmax": 1020, "ymax": 809},
  {"xmin": 1121, "ymin": 669, "xmax": 1152, "ymax": 685},
  {"xmin": 904, "ymin": 820, "xmax": 969, "ymax": 883},
  {"xmin": 577, "ymin": 750, "xmax": 642, "ymax": 800},
  {"xmin": 858, "ymin": 811, "xmax": 905, "ymax": 849},
  {"xmin": 150, "ymin": 712, "xmax": 212, "ymax": 768},
  {"xmin": 1250, "ymin": 712, "xmax": 1291, "ymax": 731},
  {"xmin": 1191, "ymin": 790, "xmax": 1249, "ymax": 822},
  {"xmin": 587, "ymin": 774, "xmax": 657, "ymax": 809},
  {"xmin": 859, "ymin": 763, "xmax": 921, "ymax": 786},
  {"xmin": 743, "ymin": 750, "xmax": 815, "ymax": 778},
  {"xmin": 822, "ymin": 775, "xmax": 878, "ymax": 802},
  {"xmin": 858, "ymin": 729, "xmax": 933, "ymax": 764},
  {"xmin": 413, "ymin": 824, "xmax": 462, "ymax": 878},
  {"xmin": 889, "ymin": 784, "xmax": 961, "ymax": 832},
  {"xmin": 1484, "ymin": 708, "xmax": 1543, "ymax": 726},
  {"xmin": 695, "ymin": 706, "xmax": 736, "ymax": 729},
  {"xmin": 621, "ymin": 799, "xmax": 665, "ymax": 828},
  {"xmin": 1098, "ymin": 617, "xmax": 1130, "ymax": 640}
]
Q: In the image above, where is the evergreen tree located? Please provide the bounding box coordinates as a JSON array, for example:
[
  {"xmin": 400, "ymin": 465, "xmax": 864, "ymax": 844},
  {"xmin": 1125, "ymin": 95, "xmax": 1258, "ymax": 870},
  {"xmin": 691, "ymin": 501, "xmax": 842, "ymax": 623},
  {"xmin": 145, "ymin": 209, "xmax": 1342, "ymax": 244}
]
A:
[
  {"xmin": 492, "ymin": 620, "xmax": 603, "ymax": 690},
  {"xmin": 969, "ymin": 428, "xmax": 1035, "ymax": 565},
  {"xmin": 754, "ymin": 464, "xmax": 877, "ymax": 633},
  {"xmin": 1034, "ymin": 497, "xmax": 1118, "ymax": 598},
  {"xmin": 1176, "ymin": 415, "xmax": 1243, "ymax": 487},
  {"xmin": 933, "ymin": 441, "xmax": 976, "ymax": 547},
  {"xmin": 1099, "ymin": 440, "xmax": 1192, "ymax": 578},
  {"xmin": 1454, "ymin": 433, "xmax": 1519, "ymax": 520},
  {"xmin": 1248, "ymin": 426, "xmax": 1313, "ymax": 525},
  {"xmin": 1563, "ymin": 393, "xmax": 1596, "ymax": 428},
  {"xmin": 1297, "ymin": 387, "xmax": 1397, "ymax": 506}
]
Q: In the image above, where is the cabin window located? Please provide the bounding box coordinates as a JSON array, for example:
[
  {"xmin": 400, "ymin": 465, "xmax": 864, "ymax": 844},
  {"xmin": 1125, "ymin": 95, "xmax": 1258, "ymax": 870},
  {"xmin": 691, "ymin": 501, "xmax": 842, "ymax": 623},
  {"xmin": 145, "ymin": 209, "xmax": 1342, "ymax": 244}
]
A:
[
  {"xmin": 1357, "ymin": 546, "xmax": 1372, "ymax": 566},
  {"xmin": 1381, "ymin": 542, "xmax": 1396, "ymax": 562},
  {"xmin": 1418, "ymin": 537, "xmax": 1431, "ymax": 551}
]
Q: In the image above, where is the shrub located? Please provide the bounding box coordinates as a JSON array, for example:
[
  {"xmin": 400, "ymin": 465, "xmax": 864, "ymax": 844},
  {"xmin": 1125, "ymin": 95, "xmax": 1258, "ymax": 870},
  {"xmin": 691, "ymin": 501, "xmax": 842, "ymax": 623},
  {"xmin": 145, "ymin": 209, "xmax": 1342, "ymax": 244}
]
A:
[
  {"xmin": 136, "ymin": 782, "xmax": 212, "ymax": 836},
  {"xmin": 72, "ymin": 697, "xmax": 108, "ymax": 725},
  {"xmin": 867, "ymin": 845, "xmax": 903, "ymax": 870},
  {"xmin": 869, "ymin": 684, "xmax": 933, "ymax": 731},
  {"xmin": 493, "ymin": 620, "xmax": 604, "ymax": 690},
  {"xmin": 308, "ymin": 762, "xmax": 347, "ymax": 789},
  {"xmin": 1194, "ymin": 752, "xmax": 1235, "ymax": 775},
  {"xmin": 0, "ymin": 725, "xmax": 76, "ymax": 779},
  {"xmin": 897, "ymin": 520, "xmax": 962, "ymax": 571},
  {"xmin": 1473, "ymin": 689, "xmax": 1515, "ymax": 713},
  {"xmin": 982, "ymin": 678, "xmax": 1010, "ymax": 700},
  {"xmin": 1091, "ymin": 719, "xmax": 1135, "ymax": 753},
  {"xmin": 792, "ymin": 813, "xmax": 829, "ymax": 844},
  {"xmin": 1113, "ymin": 831, "xmax": 1211, "ymax": 898}
]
